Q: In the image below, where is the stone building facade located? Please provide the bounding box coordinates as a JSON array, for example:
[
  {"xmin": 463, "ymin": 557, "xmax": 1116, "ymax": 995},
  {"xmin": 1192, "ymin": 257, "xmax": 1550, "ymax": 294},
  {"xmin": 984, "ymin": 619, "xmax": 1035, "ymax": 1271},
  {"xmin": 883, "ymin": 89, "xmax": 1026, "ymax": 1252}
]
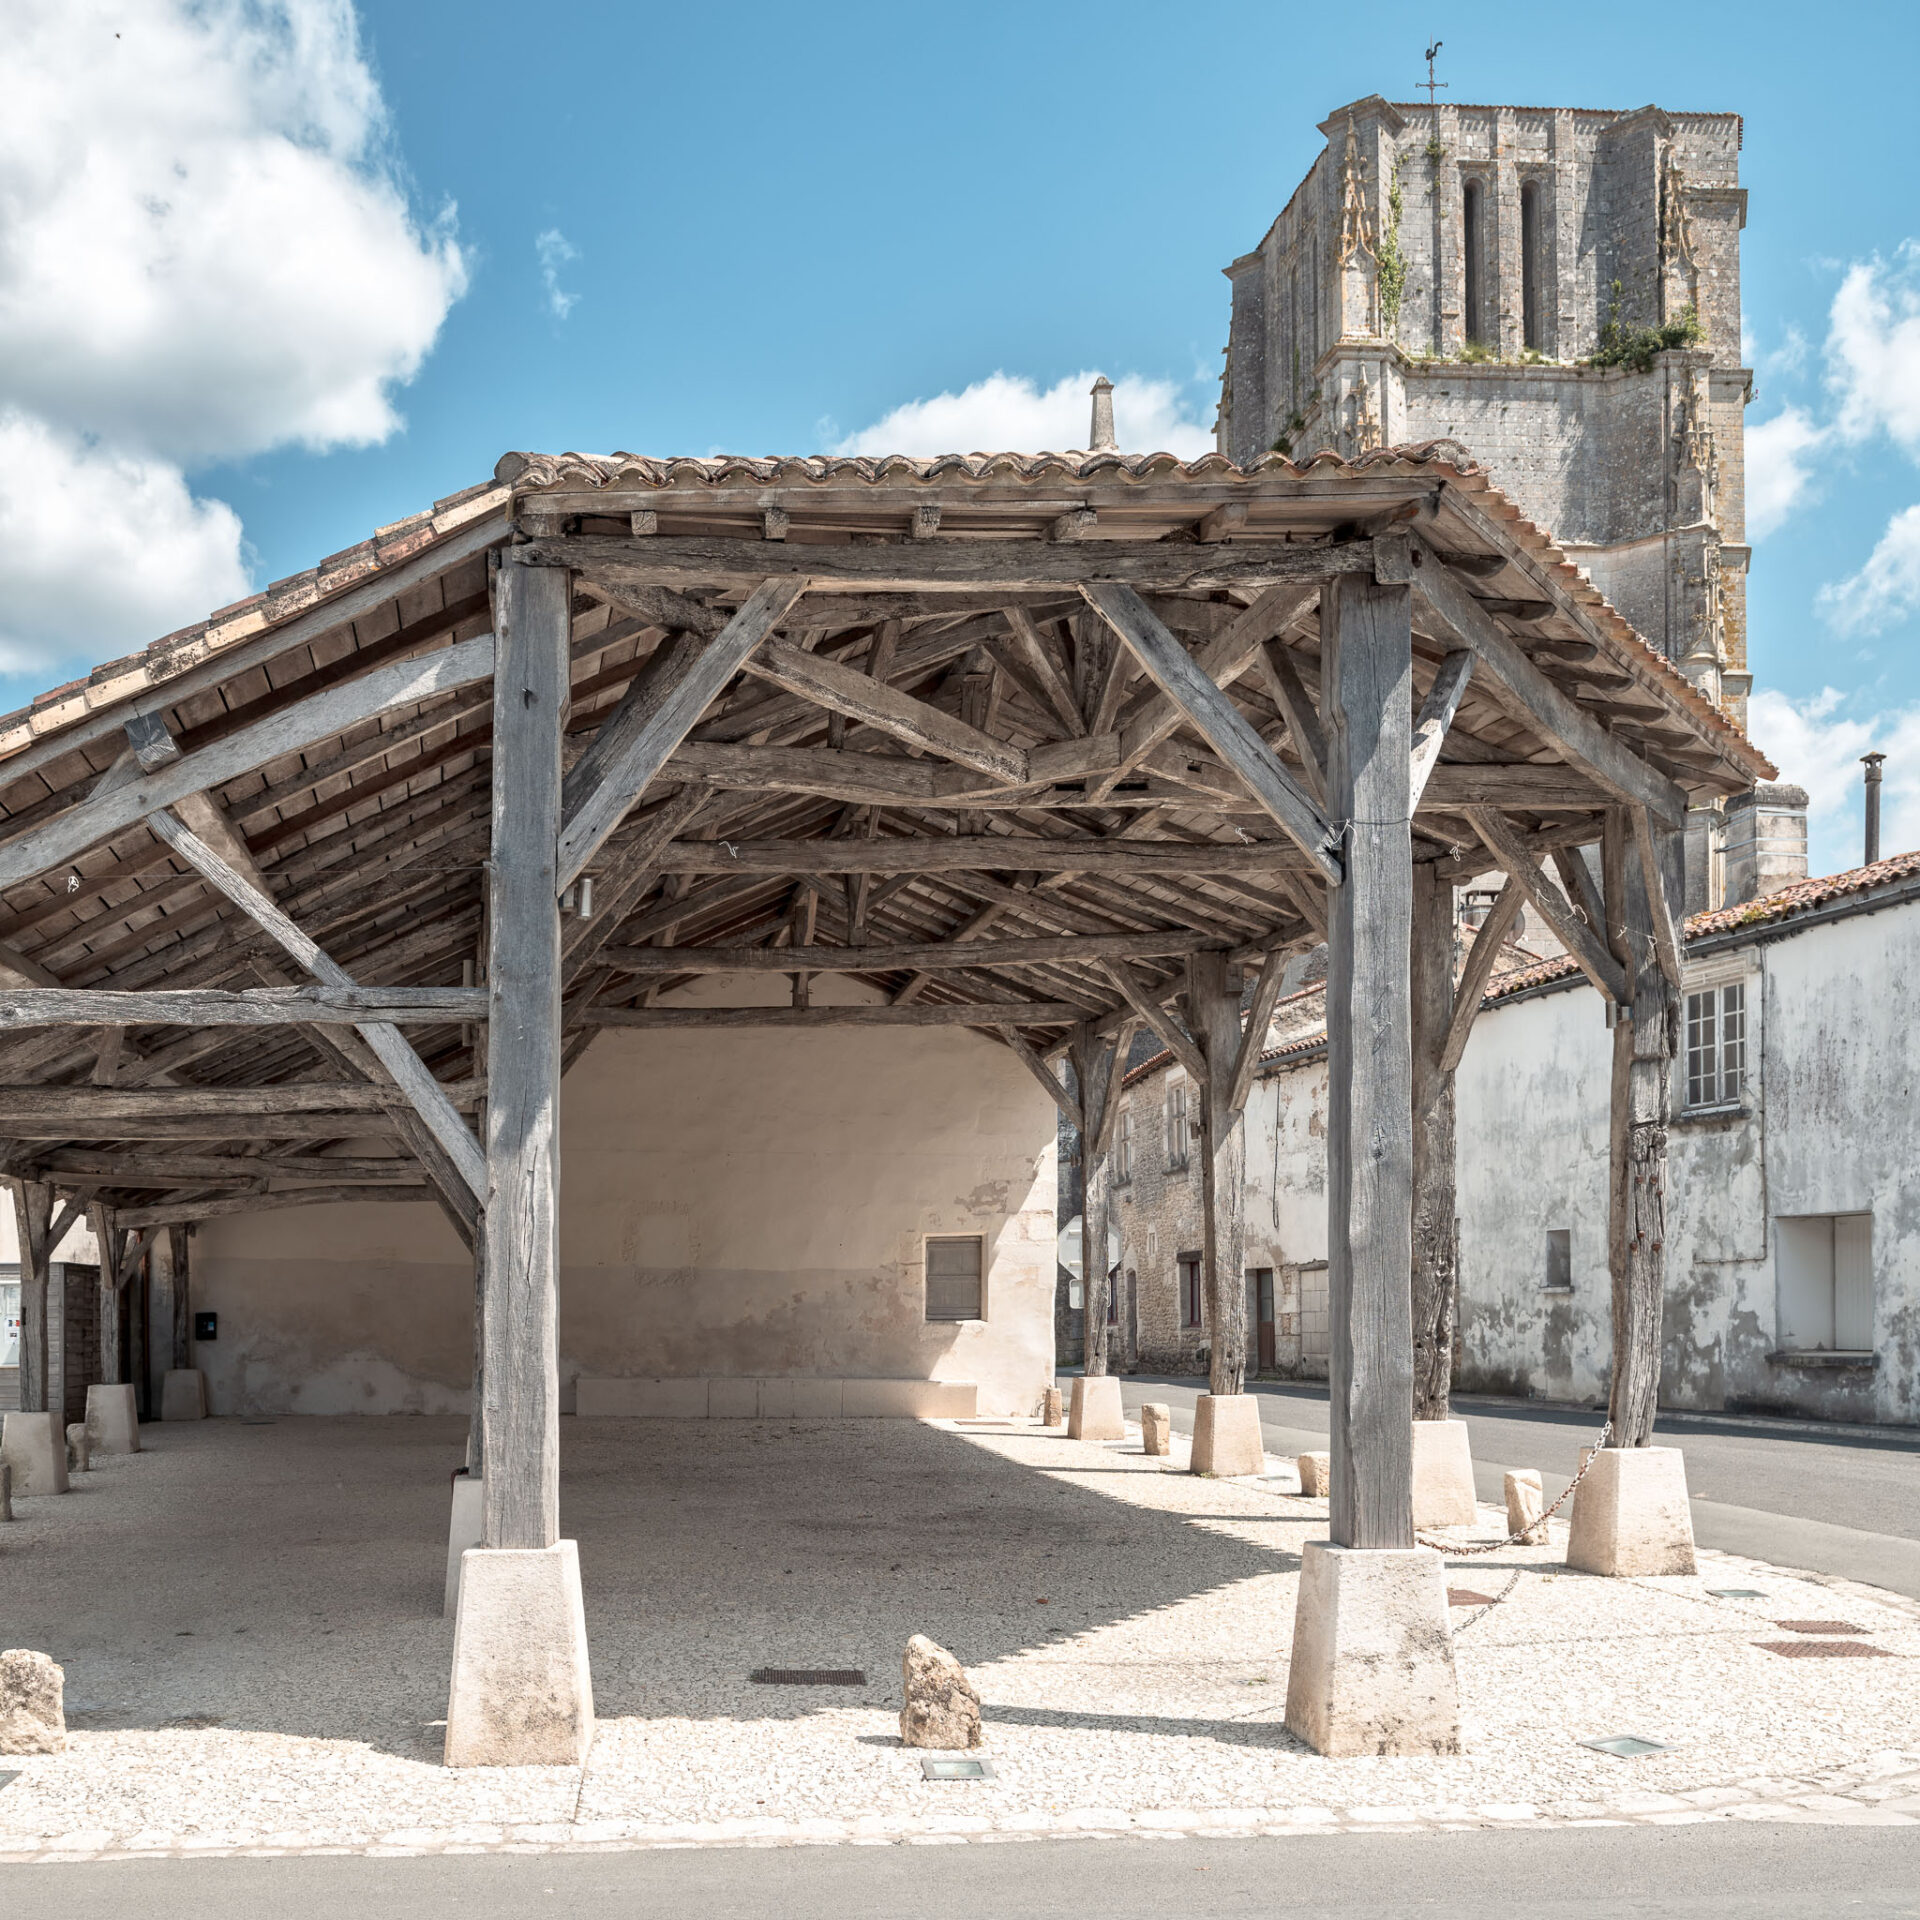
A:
[{"xmin": 1218, "ymin": 96, "xmax": 1752, "ymax": 728}]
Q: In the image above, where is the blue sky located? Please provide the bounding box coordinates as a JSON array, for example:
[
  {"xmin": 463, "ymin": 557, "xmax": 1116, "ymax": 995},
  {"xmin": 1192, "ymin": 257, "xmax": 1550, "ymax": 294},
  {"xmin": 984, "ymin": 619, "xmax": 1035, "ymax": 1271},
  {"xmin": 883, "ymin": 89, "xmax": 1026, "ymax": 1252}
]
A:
[{"xmin": 4, "ymin": 0, "xmax": 1918, "ymax": 871}]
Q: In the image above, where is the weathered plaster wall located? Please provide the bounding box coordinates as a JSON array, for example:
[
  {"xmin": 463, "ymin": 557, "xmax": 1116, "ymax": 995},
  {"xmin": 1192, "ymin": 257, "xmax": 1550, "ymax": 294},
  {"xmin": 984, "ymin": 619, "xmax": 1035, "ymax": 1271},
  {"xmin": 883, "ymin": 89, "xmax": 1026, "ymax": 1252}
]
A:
[{"xmin": 191, "ymin": 972, "xmax": 1057, "ymax": 1419}]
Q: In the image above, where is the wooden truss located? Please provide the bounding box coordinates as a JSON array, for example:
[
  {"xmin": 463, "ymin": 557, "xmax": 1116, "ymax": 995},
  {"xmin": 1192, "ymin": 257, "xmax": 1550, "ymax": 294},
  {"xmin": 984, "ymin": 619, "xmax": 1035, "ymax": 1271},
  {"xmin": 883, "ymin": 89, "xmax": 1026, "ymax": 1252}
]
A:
[{"xmin": 0, "ymin": 448, "xmax": 1769, "ymax": 1548}]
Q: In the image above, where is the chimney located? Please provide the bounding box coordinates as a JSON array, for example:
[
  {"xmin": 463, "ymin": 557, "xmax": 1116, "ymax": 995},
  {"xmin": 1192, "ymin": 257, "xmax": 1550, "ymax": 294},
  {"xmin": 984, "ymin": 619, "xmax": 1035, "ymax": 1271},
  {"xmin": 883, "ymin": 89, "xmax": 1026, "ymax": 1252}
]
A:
[
  {"xmin": 1722, "ymin": 783, "xmax": 1810, "ymax": 904},
  {"xmin": 1088, "ymin": 376, "xmax": 1117, "ymax": 453},
  {"xmin": 1863, "ymin": 752, "xmax": 1886, "ymax": 866}
]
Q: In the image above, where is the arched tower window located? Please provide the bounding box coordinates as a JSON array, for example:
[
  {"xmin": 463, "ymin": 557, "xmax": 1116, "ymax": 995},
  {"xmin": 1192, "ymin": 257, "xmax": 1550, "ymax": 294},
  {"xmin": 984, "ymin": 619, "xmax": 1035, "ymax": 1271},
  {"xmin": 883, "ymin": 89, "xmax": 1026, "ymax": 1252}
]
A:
[
  {"xmin": 1463, "ymin": 179, "xmax": 1486, "ymax": 347},
  {"xmin": 1520, "ymin": 179, "xmax": 1544, "ymax": 352}
]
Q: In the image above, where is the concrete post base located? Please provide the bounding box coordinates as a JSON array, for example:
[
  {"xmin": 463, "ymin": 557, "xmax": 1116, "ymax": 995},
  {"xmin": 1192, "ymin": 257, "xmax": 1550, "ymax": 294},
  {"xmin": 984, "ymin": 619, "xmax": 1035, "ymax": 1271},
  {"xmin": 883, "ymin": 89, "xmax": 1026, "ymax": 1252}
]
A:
[
  {"xmin": 161, "ymin": 1370, "xmax": 208, "ymax": 1421},
  {"xmin": 1, "ymin": 1412, "xmax": 69, "ymax": 1496},
  {"xmin": 1284, "ymin": 1542, "xmax": 1462, "ymax": 1757},
  {"xmin": 444, "ymin": 1472, "xmax": 485, "ymax": 1618},
  {"xmin": 1067, "ymin": 1375, "xmax": 1125, "ymax": 1441},
  {"xmin": 1410, "ymin": 1419, "xmax": 1477, "ymax": 1528},
  {"xmin": 1566, "ymin": 1446, "xmax": 1697, "ymax": 1576},
  {"xmin": 444, "ymin": 1540, "xmax": 595, "ymax": 1767},
  {"xmin": 85, "ymin": 1383, "xmax": 140, "ymax": 1455},
  {"xmin": 1190, "ymin": 1393, "xmax": 1265, "ymax": 1476}
]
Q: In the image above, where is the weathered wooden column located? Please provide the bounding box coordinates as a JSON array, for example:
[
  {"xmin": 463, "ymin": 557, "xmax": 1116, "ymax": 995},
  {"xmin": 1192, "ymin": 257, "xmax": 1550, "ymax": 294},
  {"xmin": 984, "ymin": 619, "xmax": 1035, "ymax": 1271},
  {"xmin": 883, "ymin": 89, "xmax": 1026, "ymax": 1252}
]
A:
[
  {"xmin": 1285, "ymin": 565, "xmax": 1460, "ymax": 1756},
  {"xmin": 1409, "ymin": 866, "xmax": 1458, "ymax": 1421},
  {"xmin": 1189, "ymin": 951, "xmax": 1247, "ymax": 1398},
  {"xmin": 10, "ymin": 1180, "xmax": 52, "ymax": 1413},
  {"xmin": 91, "ymin": 1203, "xmax": 124, "ymax": 1386},
  {"xmin": 1065, "ymin": 1024, "xmax": 1127, "ymax": 1440},
  {"xmin": 444, "ymin": 549, "xmax": 594, "ymax": 1767},
  {"xmin": 1605, "ymin": 809, "xmax": 1681, "ymax": 1447},
  {"xmin": 167, "ymin": 1226, "xmax": 192, "ymax": 1372},
  {"xmin": 1567, "ymin": 808, "xmax": 1697, "ymax": 1576}
]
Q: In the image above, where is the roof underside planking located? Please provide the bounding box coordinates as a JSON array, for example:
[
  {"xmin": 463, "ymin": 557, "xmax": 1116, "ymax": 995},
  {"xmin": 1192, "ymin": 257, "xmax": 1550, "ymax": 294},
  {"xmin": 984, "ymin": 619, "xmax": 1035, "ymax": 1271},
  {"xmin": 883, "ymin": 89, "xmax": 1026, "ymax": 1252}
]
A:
[{"xmin": 0, "ymin": 441, "xmax": 1772, "ymax": 1228}]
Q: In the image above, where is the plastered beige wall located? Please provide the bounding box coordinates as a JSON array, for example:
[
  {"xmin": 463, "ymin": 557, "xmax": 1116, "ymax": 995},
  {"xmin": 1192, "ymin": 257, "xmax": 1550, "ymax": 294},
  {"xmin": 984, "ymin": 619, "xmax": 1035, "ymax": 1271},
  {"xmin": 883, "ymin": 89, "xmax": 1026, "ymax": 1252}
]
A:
[{"xmin": 190, "ymin": 972, "xmax": 1057, "ymax": 1418}]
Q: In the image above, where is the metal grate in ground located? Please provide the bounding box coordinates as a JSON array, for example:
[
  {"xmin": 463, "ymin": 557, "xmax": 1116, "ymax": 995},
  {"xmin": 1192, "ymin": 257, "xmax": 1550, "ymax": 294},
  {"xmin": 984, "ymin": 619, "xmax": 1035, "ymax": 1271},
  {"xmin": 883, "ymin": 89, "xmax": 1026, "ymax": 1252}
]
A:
[{"xmin": 1754, "ymin": 1639, "xmax": 1890, "ymax": 1659}]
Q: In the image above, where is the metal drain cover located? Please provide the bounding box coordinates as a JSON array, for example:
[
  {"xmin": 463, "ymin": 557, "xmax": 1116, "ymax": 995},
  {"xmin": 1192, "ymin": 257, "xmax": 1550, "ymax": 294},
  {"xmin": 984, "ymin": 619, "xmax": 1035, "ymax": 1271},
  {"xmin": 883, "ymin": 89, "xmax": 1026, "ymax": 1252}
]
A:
[
  {"xmin": 749, "ymin": 1668, "xmax": 865, "ymax": 1686},
  {"xmin": 1706, "ymin": 1588, "xmax": 1766, "ymax": 1600},
  {"xmin": 1579, "ymin": 1735, "xmax": 1672, "ymax": 1758},
  {"xmin": 1756, "ymin": 1639, "xmax": 1889, "ymax": 1659},
  {"xmin": 1773, "ymin": 1619, "xmax": 1864, "ymax": 1635},
  {"xmin": 1448, "ymin": 1588, "xmax": 1499, "ymax": 1607},
  {"xmin": 0, "ymin": 1771, "xmax": 19, "ymax": 1792},
  {"xmin": 920, "ymin": 1756, "xmax": 995, "ymax": 1781}
]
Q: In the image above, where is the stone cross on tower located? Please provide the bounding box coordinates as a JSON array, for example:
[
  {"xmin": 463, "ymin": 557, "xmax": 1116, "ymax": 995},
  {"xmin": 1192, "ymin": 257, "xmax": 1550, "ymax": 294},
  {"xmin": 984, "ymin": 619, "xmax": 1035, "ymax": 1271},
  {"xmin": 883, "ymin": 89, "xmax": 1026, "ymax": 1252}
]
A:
[{"xmin": 1089, "ymin": 376, "xmax": 1117, "ymax": 452}]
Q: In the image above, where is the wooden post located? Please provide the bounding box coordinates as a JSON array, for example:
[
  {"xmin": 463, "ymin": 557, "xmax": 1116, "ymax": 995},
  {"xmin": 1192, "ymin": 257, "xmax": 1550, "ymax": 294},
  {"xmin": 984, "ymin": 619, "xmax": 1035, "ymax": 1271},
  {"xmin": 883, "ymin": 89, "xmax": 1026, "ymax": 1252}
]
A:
[
  {"xmin": 167, "ymin": 1226, "xmax": 192, "ymax": 1371},
  {"xmin": 1409, "ymin": 864, "xmax": 1459, "ymax": 1422},
  {"xmin": 91, "ymin": 1202, "xmax": 123, "ymax": 1386},
  {"xmin": 1606, "ymin": 808, "xmax": 1681, "ymax": 1446},
  {"xmin": 482, "ymin": 553, "xmax": 568, "ymax": 1551},
  {"xmin": 1322, "ymin": 572, "xmax": 1415, "ymax": 1550},
  {"xmin": 1068, "ymin": 1027, "xmax": 1109, "ymax": 1376},
  {"xmin": 1187, "ymin": 950, "xmax": 1247, "ymax": 1396},
  {"xmin": 149, "ymin": 1225, "xmax": 175, "ymax": 1406},
  {"xmin": 10, "ymin": 1180, "xmax": 52, "ymax": 1413},
  {"xmin": 466, "ymin": 1216, "xmax": 487, "ymax": 1477}
]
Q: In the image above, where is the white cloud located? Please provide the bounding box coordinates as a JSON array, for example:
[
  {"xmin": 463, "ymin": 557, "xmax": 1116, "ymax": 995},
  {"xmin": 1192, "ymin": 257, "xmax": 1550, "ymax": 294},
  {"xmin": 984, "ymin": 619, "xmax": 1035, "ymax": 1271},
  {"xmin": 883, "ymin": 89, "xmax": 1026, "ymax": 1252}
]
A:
[
  {"xmin": 1818, "ymin": 502, "xmax": 1920, "ymax": 636},
  {"xmin": 1749, "ymin": 685, "xmax": 1920, "ymax": 872},
  {"xmin": 0, "ymin": 0, "xmax": 466, "ymax": 689},
  {"xmin": 0, "ymin": 412, "xmax": 250, "ymax": 674},
  {"xmin": 1826, "ymin": 242, "xmax": 1920, "ymax": 454},
  {"xmin": 1745, "ymin": 404, "xmax": 1827, "ymax": 541},
  {"xmin": 536, "ymin": 229, "xmax": 578, "ymax": 321},
  {"xmin": 832, "ymin": 370, "xmax": 1214, "ymax": 459}
]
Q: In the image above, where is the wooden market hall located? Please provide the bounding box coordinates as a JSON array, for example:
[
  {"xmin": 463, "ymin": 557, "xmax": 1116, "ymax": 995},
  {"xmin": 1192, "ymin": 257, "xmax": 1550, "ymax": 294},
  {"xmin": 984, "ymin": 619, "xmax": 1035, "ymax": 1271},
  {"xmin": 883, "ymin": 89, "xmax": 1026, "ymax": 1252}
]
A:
[{"xmin": 0, "ymin": 430, "xmax": 1770, "ymax": 1761}]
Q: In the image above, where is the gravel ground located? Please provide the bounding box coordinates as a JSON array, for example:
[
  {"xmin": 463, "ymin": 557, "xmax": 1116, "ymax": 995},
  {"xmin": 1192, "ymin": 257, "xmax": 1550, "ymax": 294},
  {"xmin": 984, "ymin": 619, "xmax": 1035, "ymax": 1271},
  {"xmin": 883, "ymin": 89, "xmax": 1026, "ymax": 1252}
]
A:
[{"xmin": 1, "ymin": 1414, "xmax": 1917, "ymax": 1860}]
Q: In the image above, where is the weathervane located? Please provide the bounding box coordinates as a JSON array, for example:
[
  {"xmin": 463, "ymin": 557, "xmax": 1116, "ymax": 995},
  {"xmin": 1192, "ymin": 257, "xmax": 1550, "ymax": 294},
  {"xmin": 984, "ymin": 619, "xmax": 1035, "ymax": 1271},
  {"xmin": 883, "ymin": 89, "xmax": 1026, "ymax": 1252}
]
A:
[{"xmin": 1421, "ymin": 40, "xmax": 1447, "ymax": 109}]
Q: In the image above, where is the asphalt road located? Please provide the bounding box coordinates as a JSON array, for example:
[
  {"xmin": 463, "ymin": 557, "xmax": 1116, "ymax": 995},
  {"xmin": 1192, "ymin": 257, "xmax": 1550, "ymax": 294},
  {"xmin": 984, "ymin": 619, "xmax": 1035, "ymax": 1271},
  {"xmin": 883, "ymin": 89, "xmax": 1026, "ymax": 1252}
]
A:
[
  {"xmin": 1113, "ymin": 1376, "xmax": 1920, "ymax": 1599},
  {"xmin": 12, "ymin": 1826, "xmax": 1920, "ymax": 1918}
]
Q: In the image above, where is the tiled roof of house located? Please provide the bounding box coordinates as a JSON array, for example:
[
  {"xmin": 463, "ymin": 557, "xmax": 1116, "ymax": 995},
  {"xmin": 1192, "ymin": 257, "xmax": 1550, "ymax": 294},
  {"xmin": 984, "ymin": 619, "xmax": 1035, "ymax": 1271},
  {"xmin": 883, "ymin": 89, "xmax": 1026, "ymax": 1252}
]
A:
[{"xmin": 1117, "ymin": 850, "xmax": 1920, "ymax": 1088}]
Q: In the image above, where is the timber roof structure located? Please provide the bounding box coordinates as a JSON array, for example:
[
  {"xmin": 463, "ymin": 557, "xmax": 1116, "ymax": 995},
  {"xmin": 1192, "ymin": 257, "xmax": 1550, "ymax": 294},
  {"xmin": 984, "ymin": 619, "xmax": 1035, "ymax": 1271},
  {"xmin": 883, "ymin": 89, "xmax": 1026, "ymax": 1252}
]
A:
[{"xmin": 0, "ymin": 441, "xmax": 1772, "ymax": 1235}]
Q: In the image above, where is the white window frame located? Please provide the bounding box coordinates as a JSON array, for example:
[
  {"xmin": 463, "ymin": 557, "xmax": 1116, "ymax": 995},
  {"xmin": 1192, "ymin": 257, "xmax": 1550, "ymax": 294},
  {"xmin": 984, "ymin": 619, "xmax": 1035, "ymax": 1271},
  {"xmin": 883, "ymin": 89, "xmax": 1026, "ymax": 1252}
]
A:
[
  {"xmin": 1165, "ymin": 1075, "xmax": 1191, "ymax": 1171},
  {"xmin": 923, "ymin": 1234, "xmax": 986, "ymax": 1324},
  {"xmin": 1684, "ymin": 976, "xmax": 1748, "ymax": 1110},
  {"xmin": 1775, "ymin": 1212, "xmax": 1873, "ymax": 1354}
]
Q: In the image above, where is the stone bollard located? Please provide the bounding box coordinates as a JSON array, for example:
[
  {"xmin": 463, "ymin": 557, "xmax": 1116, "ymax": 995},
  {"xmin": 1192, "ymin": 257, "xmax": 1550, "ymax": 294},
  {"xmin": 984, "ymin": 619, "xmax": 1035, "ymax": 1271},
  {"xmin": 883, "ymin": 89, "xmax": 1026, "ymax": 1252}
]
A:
[
  {"xmin": 1140, "ymin": 1403, "xmax": 1172, "ymax": 1456},
  {"xmin": 1410, "ymin": 1419, "xmax": 1477, "ymax": 1528},
  {"xmin": 900, "ymin": 1634, "xmax": 981, "ymax": 1750},
  {"xmin": 0, "ymin": 1649, "xmax": 66, "ymax": 1755},
  {"xmin": 0, "ymin": 1461, "xmax": 11, "ymax": 1522},
  {"xmin": 85, "ymin": 1383, "xmax": 141, "ymax": 1456},
  {"xmin": 1505, "ymin": 1470, "xmax": 1548, "ymax": 1544},
  {"xmin": 161, "ymin": 1369, "xmax": 209, "ymax": 1422},
  {"xmin": 65, "ymin": 1424, "xmax": 91, "ymax": 1474},
  {"xmin": 1297, "ymin": 1450, "xmax": 1331, "ymax": 1498},
  {"xmin": 1041, "ymin": 1386, "xmax": 1063, "ymax": 1428},
  {"xmin": 1567, "ymin": 1447, "xmax": 1698, "ymax": 1576},
  {"xmin": 1, "ymin": 1412, "xmax": 69, "ymax": 1497},
  {"xmin": 1191, "ymin": 1393, "xmax": 1266, "ymax": 1476},
  {"xmin": 1067, "ymin": 1375, "xmax": 1125, "ymax": 1441}
]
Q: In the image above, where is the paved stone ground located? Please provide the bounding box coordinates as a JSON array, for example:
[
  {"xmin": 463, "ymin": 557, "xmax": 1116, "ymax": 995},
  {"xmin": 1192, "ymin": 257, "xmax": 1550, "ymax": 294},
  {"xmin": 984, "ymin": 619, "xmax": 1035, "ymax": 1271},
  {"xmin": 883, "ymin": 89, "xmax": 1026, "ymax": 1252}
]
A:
[{"xmin": 1, "ymin": 1414, "xmax": 1916, "ymax": 1862}]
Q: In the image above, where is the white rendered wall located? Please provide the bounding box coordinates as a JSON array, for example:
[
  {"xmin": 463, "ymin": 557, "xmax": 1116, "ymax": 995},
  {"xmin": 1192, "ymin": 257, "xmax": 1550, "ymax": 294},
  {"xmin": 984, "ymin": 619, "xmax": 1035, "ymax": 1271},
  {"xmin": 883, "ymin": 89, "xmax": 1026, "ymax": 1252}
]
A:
[{"xmin": 188, "ymin": 972, "xmax": 1057, "ymax": 1419}]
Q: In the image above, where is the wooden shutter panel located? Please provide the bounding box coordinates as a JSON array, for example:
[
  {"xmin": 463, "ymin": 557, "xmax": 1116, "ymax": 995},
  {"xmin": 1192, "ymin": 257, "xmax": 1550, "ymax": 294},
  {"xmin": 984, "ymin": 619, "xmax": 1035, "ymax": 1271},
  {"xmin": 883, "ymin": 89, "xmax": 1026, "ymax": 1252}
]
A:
[
  {"xmin": 925, "ymin": 1237, "xmax": 983, "ymax": 1322},
  {"xmin": 1834, "ymin": 1214, "xmax": 1873, "ymax": 1351}
]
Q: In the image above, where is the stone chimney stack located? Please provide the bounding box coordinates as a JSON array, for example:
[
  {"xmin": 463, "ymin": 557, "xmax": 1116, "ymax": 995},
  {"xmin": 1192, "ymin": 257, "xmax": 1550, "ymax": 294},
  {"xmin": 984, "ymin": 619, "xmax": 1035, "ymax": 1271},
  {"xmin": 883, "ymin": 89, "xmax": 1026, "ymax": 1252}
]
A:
[
  {"xmin": 1863, "ymin": 752, "xmax": 1886, "ymax": 866},
  {"xmin": 1089, "ymin": 376, "xmax": 1117, "ymax": 452},
  {"xmin": 1723, "ymin": 783, "xmax": 1811, "ymax": 904}
]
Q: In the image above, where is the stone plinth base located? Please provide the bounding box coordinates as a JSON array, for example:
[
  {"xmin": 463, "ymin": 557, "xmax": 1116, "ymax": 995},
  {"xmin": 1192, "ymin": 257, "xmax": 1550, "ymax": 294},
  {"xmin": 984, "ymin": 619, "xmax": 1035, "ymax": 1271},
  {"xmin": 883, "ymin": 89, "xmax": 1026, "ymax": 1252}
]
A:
[
  {"xmin": 1567, "ymin": 1446, "xmax": 1697, "ymax": 1576},
  {"xmin": 444, "ymin": 1472, "xmax": 485, "ymax": 1618},
  {"xmin": 445, "ymin": 1540, "xmax": 595, "ymax": 1767},
  {"xmin": 1411, "ymin": 1419, "xmax": 1477, "ymax": 1528},
  {"xmin": 1190, "ymin": 1393, "xmax": 1265, "ymax": 1476},
  {"xmin": 1067, "ymin": 1375, "xmax": 1124, "ymax": 1441},
  {"xmin": 1, "ymin": 1412, "xmax": 69, "ymax": 1497},
  {"xmin": 1284, "ymin": 1542, "xmax": 1461, "ymax": 1757},
  {"xmin": 161, "ymin": 1370, "xmax": 208, "ymax": 1421},
  {"xmin": 85, "ymin": 1383, "xmax": 140, "ymax": 1455},
  {"xmin": 1297, "ymin": 1450, "xmax": 1330, "ymax": 1497}
]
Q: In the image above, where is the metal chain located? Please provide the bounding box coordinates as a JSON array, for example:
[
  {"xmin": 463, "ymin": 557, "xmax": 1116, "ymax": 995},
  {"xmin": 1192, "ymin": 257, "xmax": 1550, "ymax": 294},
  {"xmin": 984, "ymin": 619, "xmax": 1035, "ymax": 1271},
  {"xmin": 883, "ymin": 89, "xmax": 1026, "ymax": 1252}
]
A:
[
  {"xmin": 1450, "ymin": 1565, "xmax": 1523, "ymax": 1632},
  {"xmin": 1415, "ymin": 1418, "xmax": 1614, "ymax": 1557}
]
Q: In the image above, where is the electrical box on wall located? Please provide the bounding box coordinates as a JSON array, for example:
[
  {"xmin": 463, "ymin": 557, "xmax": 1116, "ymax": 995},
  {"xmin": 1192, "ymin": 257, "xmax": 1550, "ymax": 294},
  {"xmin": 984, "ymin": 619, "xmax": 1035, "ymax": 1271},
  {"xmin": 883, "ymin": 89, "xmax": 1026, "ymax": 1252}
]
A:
[{"xmin": 194, "ymin": 1312, "xmax": 218, "ymax": 1341}]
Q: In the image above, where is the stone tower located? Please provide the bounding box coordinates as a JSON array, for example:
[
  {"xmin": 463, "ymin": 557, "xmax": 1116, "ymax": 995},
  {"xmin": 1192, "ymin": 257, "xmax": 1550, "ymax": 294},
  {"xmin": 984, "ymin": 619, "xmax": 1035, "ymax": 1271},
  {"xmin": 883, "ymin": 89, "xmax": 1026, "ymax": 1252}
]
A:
[{"xmin": 1218, "ymin": 95, "xmax": 1752, "ymax": 728}]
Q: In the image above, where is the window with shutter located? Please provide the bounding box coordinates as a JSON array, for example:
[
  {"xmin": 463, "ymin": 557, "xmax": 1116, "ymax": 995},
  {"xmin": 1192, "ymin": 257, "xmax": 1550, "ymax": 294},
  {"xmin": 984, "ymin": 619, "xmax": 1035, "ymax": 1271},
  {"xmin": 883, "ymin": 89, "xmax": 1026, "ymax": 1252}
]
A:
[
  {"xmin": 924, "ymin": 1236, "xmax": 984, "ymax": 1322},
  {"xmin": 1776, "ymin": 1212, "xmax": 1874, "ymax": 1353}
]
